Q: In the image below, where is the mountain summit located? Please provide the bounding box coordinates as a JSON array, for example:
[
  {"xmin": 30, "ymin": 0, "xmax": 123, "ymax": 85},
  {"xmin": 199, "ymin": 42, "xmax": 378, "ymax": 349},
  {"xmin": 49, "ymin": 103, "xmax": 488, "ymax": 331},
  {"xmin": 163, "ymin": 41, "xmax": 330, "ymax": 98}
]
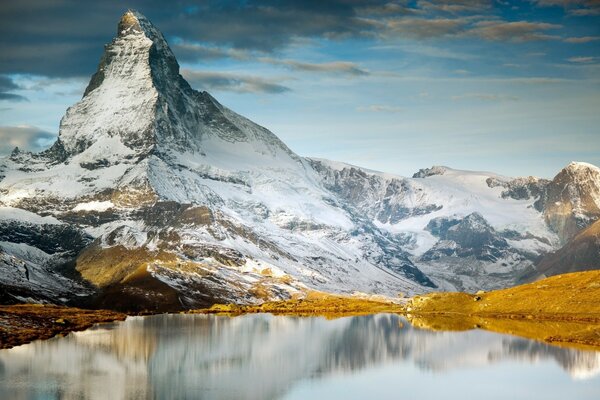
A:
[
  {"xmin": 0, "ymin": 11, "xmax": 598, "ymax": 311},
  {"xmin": 53, "ymin": 10, "xmax": 295, "ymax": 165}
]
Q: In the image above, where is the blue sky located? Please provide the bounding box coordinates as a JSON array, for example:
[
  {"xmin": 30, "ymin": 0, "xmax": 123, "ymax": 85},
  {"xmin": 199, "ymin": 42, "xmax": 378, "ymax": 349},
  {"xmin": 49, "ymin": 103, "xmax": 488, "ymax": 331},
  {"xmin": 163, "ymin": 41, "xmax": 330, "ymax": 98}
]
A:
[{"xmin": 1, "ymin": 0, "xmax": 599, "ymax": 178}]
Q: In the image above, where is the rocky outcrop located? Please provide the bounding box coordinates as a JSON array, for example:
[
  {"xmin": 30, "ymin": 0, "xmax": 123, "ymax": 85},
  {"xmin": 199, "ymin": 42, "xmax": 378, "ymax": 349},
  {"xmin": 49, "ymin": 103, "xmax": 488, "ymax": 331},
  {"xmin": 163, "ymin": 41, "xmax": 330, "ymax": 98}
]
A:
[
  {"xmin": 412, "ymin": 166, "xmax": 447, "ymax": 179},
  {"xmin": 421, "ymin": 213, "xmax": 510, "ymax": 262},
  {"xmin": 537, "ymin": 162, "xmax": 600, "ymax": 242},
  {"xmin": 486, "ymin": 176, "xmax": 550, "ymax": 203},
  {"xmin": 309, "ymin": 160, "xmax": 442, "ymax": 225},
  {"xmin": 536, "ymin": 220, "xmax": 600, "ymax": 277}
]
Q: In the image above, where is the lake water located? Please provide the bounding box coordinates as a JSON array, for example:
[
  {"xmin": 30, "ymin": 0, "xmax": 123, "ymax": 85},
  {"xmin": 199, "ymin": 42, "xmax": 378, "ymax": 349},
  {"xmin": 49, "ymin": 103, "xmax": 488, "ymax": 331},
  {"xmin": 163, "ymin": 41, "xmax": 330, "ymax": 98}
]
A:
[{"xmin": 0, "ymin": 313, "xmax": 599, "ymax": 399}]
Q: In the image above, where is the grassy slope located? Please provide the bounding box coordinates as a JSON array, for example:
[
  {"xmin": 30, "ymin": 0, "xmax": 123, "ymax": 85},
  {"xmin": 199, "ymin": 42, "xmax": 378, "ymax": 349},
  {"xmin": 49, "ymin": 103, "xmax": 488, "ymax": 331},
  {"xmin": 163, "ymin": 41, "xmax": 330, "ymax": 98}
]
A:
[
  {"xmin": 407, "ymin": 270, "xmax": 600, "ymax": 348},
  {"xmin": 194, "ymin": 291, "xmax": 405, "ymax": 318},
  {"xmin": 408, "ymin": 270, "xmax": 600, "ymax": 320}
]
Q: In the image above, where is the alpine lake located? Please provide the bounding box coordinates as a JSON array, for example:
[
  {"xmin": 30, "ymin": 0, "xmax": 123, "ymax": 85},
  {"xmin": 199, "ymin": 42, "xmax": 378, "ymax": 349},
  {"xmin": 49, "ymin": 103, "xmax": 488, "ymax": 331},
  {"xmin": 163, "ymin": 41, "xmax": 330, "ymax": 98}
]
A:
[{"xmin": 0, "ymin": 313, "xmax": 599, "ymax": 399}]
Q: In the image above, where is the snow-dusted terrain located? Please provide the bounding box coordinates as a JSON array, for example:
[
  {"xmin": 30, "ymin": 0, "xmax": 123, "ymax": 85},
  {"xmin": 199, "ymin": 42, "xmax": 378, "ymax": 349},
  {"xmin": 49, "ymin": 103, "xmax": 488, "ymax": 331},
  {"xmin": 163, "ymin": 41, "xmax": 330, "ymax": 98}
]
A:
[{"xmin": 1, "ymin": 11, "xmax": 599, "ymax": 309}]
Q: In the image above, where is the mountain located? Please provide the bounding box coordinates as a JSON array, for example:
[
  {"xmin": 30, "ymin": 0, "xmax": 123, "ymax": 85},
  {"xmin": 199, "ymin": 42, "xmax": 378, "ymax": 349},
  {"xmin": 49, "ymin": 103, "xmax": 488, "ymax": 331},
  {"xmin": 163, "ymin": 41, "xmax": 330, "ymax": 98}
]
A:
[
  {"xmin": 536, "ymin": 220, "xmax": 600, "ymax": 277},
  {"xmin": 0, "ymin": 11, "xmax": 598, "ymax": 310},
  {"xmin": 535, "ymin": 162, "xmax": 600, "ymax": 243}
]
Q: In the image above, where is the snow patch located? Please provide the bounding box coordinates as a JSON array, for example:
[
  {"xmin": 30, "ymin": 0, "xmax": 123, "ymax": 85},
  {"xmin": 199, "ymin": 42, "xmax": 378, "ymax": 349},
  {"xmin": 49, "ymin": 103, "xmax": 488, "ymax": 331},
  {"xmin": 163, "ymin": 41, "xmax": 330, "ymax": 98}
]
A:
[{"xmin": 72, "ymin": 201, "xmax": 114, "ymax": 212}]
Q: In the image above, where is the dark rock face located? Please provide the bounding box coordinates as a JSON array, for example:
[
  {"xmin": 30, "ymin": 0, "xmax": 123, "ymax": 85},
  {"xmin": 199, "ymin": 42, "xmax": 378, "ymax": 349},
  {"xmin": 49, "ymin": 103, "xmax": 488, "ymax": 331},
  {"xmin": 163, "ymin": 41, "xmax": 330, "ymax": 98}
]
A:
[
  {"xmin": 535, "ymin": 163, "xmax": 600, "ymax": 242},
  {"xmin": 486, "ymin": 176, "xmax": 550, "ymax": 204},
  {"xmin": 0, "ymin": 222, "xmax": 92, "ymax": 256},
  {"xmin": 412, "ymin": 166, "xmax": 447, "ymax": 179},
  {"xmin": 425, "ymin": 216, "xmax": 461, "ymax": 237},
  {"xmin": 421, "ymin": 213, "xmax": 510, "ymax": 262}
]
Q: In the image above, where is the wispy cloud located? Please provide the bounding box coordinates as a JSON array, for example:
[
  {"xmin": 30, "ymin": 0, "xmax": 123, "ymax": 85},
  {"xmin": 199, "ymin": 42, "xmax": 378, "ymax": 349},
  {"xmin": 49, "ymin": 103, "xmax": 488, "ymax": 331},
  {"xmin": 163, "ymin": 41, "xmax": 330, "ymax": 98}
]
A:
[
  {"xmin": 358, "ymin": 2, "xmax": 416, "ymax": 16},
  {"xmin": 258, "ymin": 58, "xmax": 369, "ymax": 76},
  {"xmin": 0, "ymin": 75, "xmax": 27, "ymax": 102},
  {"xmin": 181, "ymin": 70, "xmax": 291, "ymax": 94},
  {"xmin": 567, "ymin": 56, "xmax": 598, "ymax": 63},
  {"xmin": 385, "ymin": 17, "xmax": 467, "ymax": 39},
  {"xmin": 451, "ymin": 92, "xmax": 519, "ymax": 101},
  {"xmin": 417, "ymin": 0, "xmax": 493, "ymax": 14},
  {"xmin": 533, "ymin": 0, "xmax": 600, "ymax": 15},
  {"xmin": 381, "ymin": 17, "xmax": 562, "ymax": 42},
  {"xmin": 175, "ymin": 41, "xmax": 369, "ymax": 76},
  {"xmin": 563, "ymin": 36, "xmax": 600, "ymax": 43},
  {"xmin": 356, "ymin": 104, "xmax": 403, "ymax": 113},
  {"xmin": 174, "ymin": 41, "xmax": 251, "ymax": 61},
  {"xmin": 0, "ymin": 125, "xmax": 55, "ymax": 154},
  {"xmin": 468, "ymin": 21, "xmax": 561, "ymax": 41}
]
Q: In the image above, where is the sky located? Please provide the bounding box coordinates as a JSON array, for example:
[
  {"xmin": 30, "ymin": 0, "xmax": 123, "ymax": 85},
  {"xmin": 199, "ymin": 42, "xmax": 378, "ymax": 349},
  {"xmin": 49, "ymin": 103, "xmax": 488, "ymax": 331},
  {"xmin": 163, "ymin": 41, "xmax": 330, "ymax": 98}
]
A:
[{"xmin": 0, "ymin": 0, "xmax": 599, "ymax": 178}]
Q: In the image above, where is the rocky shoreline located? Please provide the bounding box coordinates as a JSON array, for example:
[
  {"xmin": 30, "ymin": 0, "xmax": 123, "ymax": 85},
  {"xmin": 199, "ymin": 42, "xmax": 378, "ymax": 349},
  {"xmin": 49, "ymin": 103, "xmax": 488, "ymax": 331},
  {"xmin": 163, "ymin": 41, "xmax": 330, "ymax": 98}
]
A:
[{"xmin": 0, "ymin": 304, "xmax": 126, "ymax": 349}]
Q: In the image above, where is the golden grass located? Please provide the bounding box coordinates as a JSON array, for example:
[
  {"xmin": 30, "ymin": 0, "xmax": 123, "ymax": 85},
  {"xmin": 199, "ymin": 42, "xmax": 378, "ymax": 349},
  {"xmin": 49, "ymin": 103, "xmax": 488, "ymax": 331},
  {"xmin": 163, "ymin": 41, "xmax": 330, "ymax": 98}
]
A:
[
  {"xmin": 407, "ymin": 270, "xmax": 600, "ymax": 348},
  {"xmin": 0, "ymin": 304, "xmax": 126, "ymax": 349},
  {"xmin": 408, "ymin": 270, "xmax": 600, "ymax": 321},
  {"xmin": 192, "ymin": 291, "xmax": 405, "ymax": 318},
  {"xmin": 76, "ymin": 245, "xmax": 178, "ymax": 287}
]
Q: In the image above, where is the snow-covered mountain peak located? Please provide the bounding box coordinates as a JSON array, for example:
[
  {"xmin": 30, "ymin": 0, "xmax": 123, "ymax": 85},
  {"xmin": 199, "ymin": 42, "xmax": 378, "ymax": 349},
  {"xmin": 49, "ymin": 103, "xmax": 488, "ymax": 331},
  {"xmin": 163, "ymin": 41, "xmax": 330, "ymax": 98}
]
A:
[
  {"xmin": 45, "ymin": 10, "xmax": 299, "ymax": 168},
  {"xmin": 118, "ymin": 10, "xmax": 143, "ymax": 35},
  {"xmin": 539, "ymin": 161, "xmax": 600, "ymax": 242},
  {"xmin": 562, "ymin": 161, "xmax": 600, "ymax": 176}
]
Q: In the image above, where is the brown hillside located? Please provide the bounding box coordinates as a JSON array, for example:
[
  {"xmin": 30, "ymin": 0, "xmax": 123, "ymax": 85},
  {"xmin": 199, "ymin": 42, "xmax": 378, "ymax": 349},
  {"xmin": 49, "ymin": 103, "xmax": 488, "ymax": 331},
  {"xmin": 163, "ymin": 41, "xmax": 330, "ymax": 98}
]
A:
[{"xmin": 536, "ymin": 220, "xmax": 600, "ymax": 277}]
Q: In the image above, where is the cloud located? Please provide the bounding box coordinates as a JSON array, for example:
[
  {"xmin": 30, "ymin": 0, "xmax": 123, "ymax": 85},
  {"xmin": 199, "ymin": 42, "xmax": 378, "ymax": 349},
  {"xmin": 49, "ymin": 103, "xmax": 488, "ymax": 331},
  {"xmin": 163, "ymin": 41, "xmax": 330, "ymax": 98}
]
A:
[
  {"xmin": 468, "ymin": 21, "xmax": 561, "ymax": 41},
  {"xmin": 173, "ymin": 41, "xmax": 252, "ymax": 62},
  {"xmin": 0, "ymin": 0, "xmax": 593, "ymax": 81},
  {"xmin": 381, "ymin": 17, "xmax": 562, "ymax": 42},
  {"xmin": 451, "ymin": 92, "xmax": 519, "ymax": 101},
  {"xmin": 533, "ymin": 0, "xmax": 600, "ymax": 15},
  {"xmin": 505, "ymin": 77, "xmax": 571, "ymax": 84},
  {"xmin": 563, "ymin": 36, "xmax": 600, "ymax": 43},
  {"xmin": 356, "ymin": 104, "xmax": 403, "ymax": 113},
  {"xmin": 258, "ymin": 58, "xmax": 369, "ymax": 75},
  {"xmin": 567, "ymin": 56, "xmax": 597, "ymax": 63},
  {"xmin": 0, "ymin": 125, "xmax": 56, "ymax": 154},
  {"xmin": 0, "ymin": 1, "xmax": 384, "ymax": 77},
  {"xmin": 181, "ymin": 70, "xmax": 291, "ymax": 94},
  {"xmin": 569, "ymin": 7, "xmax": 600, "ymax": 15},
  {"xmin": 417, "ymin": 0, "xmax": 493, "ymax": 14},
  {"xmin": 385, "ymin": 17, "xmax": 468, "ymax": 39},
  {"xmin": 358, "ymin": 2, "xmax": 415, "ymax": 16},
  {"xmin": 174, "ymin": 41, "xmax": 369, "ymax": 76},
  {"xmin": 0, "ymin": 75, "xmax": 27, "ymax": 102}
]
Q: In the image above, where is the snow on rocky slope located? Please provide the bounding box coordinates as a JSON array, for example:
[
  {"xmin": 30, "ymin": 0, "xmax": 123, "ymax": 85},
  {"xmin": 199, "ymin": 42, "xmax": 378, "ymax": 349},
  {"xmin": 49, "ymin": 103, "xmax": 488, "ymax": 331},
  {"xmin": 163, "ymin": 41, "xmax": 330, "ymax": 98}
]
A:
[{"xmin": 0, "ymin": 11, "xmax": 598, "ymax": 309}]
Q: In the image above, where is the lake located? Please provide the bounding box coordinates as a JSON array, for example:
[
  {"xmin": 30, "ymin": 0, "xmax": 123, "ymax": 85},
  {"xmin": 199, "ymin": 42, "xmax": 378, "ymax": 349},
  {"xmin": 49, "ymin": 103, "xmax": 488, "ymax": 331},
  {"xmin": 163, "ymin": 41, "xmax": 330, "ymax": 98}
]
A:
[{"xmin": 1, "ymin": 313, "xmax": 599, "ymax": 399}]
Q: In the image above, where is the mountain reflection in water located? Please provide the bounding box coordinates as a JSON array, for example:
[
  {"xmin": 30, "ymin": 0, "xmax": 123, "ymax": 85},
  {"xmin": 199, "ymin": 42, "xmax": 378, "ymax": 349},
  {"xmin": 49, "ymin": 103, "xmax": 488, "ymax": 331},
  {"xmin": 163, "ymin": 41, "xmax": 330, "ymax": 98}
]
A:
[{"xmin": 1, "ymin": 314, "xmax": 599, "ymax": 399}]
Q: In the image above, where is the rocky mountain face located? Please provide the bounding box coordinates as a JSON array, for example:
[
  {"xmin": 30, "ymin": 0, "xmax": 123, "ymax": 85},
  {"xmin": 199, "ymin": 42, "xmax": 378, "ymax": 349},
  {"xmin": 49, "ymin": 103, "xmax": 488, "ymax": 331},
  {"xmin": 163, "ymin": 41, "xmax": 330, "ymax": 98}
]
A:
[
  {"xmin": 421, "ymin": 213, "xmax": 511, "ymax": 261},
  {"xmin": 536, "ymin": 162, "xmax": 600, "ymax": 243},
  {"xmin": 0, "ymin": 11, "xmax": 598, "ymax": 310},
  {"xmin": 536, "ymin": 220, "xmax": 600, "ymax": 277}
]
